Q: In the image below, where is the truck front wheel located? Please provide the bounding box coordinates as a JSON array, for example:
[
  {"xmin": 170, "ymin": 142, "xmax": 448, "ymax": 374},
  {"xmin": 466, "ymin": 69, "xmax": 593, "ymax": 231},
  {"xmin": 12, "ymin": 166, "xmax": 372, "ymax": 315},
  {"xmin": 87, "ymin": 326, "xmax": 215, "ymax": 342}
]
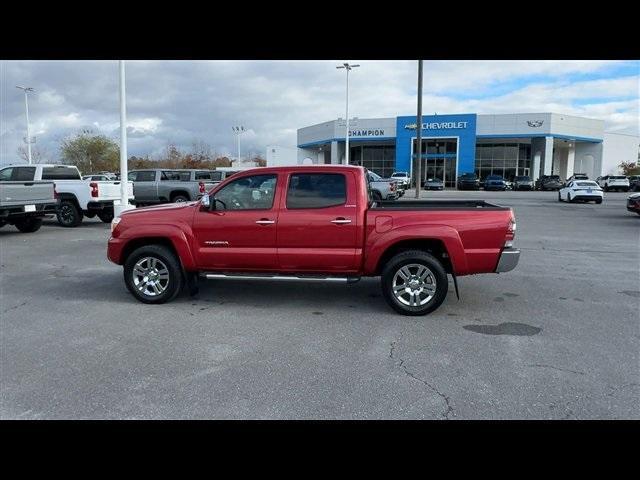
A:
[
  {"xmin": 123, "ymin": 244, "xmax": 184, "ymax": 304},
  {"xmin": 381, "ymin": 250, "xmax": 448, "ymax": 316}
]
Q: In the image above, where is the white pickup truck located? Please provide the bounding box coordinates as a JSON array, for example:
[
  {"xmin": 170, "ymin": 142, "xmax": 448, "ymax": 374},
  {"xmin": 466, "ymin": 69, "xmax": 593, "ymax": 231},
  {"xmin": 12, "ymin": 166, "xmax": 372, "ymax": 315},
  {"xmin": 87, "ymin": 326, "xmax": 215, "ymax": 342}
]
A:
[{"xmin": 0, "ymin": 164, "xmax": 134, "ymax": 227}]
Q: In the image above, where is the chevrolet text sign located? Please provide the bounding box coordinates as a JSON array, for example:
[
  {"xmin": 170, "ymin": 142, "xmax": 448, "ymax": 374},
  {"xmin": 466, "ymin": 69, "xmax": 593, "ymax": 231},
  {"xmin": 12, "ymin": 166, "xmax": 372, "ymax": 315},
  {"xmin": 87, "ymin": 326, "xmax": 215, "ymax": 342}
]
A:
[{"xmin": 405, "ymin": 122, "xmax": 469, "ymax": 130}]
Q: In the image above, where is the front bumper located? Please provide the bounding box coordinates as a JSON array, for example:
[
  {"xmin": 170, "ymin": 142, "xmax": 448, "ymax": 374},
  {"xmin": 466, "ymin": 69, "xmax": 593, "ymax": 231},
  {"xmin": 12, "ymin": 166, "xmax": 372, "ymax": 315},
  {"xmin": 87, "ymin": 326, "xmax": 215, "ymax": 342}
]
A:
[{"xmin": 495, "ymin": 247, "xmax": 520, "ymax": 273}]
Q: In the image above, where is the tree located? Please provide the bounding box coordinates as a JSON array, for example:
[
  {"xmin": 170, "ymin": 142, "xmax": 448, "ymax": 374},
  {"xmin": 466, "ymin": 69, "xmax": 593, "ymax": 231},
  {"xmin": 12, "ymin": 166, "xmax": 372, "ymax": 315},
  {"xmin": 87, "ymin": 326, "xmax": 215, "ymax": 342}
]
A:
[
  {"xmin": 618, "ymin": 161, "xmax": 640, "ymax": 176},
  {"xmin": 17, "ymin": 144, "xmax": 51, "ymax": 164},
  {"xmin": 60, "ymin": 130, "xmax": 119, "ymax": 174}
]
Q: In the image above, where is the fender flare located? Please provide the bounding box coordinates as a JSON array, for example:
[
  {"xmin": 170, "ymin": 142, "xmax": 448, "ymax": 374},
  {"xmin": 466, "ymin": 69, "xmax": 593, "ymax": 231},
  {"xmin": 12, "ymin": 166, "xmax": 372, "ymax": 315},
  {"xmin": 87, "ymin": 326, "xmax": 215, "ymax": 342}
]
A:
[
  {"xmin": 118, "ymin": 223, "xmax": 197, "ymax": 270},
  {"xmin": 364, "ymin": 224, "xmax": 469, "ymax": 275}
]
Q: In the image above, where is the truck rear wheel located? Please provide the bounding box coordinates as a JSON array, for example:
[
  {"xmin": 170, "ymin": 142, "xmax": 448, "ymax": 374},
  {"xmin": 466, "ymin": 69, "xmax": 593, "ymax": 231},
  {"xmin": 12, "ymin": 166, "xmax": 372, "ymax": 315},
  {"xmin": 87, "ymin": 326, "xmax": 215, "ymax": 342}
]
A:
[
  {"xmin": 381, "ymin": 250, "xmax": 448, "ymax": 316},
  {"xmin": 98, "ymin": 211, "xmax": 114, "ymax": 223},
  {"xmin": 57, "ymin": 201, "xmax": 82, "ymax": 227},
  {"xmin": 14, "ymin": 217, "xmax": 43, "ymax": 233},
  {"xmin": 172, "ymin": 194, "xmax": 189, "ymax": 203},
  {"xmin": 124, "ymin": 244, "xmax": 184, "ymax": 304}
]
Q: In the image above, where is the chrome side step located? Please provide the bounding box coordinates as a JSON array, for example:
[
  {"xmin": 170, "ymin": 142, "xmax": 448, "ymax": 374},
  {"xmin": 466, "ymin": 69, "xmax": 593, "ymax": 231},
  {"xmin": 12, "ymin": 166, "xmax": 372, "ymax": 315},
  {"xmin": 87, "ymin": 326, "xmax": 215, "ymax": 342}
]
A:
[{"xmin": 202, "ymin": 273, "xmax": 361, "ymax": 284}]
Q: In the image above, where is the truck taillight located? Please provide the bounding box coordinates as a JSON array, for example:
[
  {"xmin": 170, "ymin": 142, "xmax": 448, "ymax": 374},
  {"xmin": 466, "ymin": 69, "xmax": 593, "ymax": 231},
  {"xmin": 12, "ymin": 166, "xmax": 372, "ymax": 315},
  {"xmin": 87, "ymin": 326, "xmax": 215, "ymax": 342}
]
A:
[
  {"xmin": 506, "ymin": 211, "xmax": 516, "ymax": 241},
  {"xmin": 199, "ymin": 181, "xmax": 206, "ymax": 194},
  {"xmin": 90, "ymin": 182, "xmax": 99, "ymax": 198}
]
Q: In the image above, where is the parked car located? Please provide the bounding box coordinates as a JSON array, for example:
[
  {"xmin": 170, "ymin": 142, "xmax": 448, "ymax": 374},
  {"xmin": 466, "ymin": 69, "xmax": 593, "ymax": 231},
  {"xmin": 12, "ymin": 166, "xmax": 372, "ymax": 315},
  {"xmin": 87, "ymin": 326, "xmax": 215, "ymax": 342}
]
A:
[
  {"xmin": 628, "ymin": 175, "xmax": 640, "ymax": 192},
  {"xmin": 367, "ymin": 171, "xmax": 400, "ymax": 201},
  {"xmin": 0, "ymin": 164, "xmax": 133, "ymax": 227},
  {"xmin": 566, "ymin": 173, "xmax": 589, "ymax": 184},
  {"xmin": 558, "ymin": 180, "xmax": 603, "ymax": 204},
  {"xmin": 513, "ymin": 175, "xmax": 534, "ymax": 191},
  {"xmin": 535, "ymin": 175, "xmax": 564, "ymax": 191},
  {"xmin": 423, "ymin": 178, "xmax": 444, "ymax": 190},
  {"xmin": 391, "ymin": 171, "xmax": 411, "ymax": 190},
  {"xmin": 626, "ymin": 193, "xmax": 640, "ymax": 215},
  {"xmin": 457, "ymin": 173, "xmax": 480, "ymax": 190},
  {"xmin": 83, "ymin": 174, "xmax": 112, "ymax": 181},
  {"xmin": 484, "ymin": 175, "xmax": 507, "ymax": 191},
  {"xmin": 504, "ymin": 180, "xmax": 513, "ymax": 191},
  {"xmin": 597, "ymin": 175, "xmax": 629, "ymax": 192},
  {"xmin": 0, "ymin": 171, "xmax": 58, "ymax": 233},
  {"xmin": 108, "ymin": 165, "xmax": 520, "ymax": 315},
  {"xmin": 127, "ymin": 169, "xmax": 217, "ymax": 206}
]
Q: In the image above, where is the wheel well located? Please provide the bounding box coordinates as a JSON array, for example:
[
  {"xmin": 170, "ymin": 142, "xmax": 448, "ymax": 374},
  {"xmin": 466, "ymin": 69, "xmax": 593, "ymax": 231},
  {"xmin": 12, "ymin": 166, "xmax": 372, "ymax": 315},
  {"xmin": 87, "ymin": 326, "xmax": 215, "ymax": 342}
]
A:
[
  {"xmin": 120, "ymin": 237, "xmax": 180, "ymax": 266},
  {"xmin": 376, "ymin": 239, "xmax": 452, "ymax": 274},
  {"xmin": 170, "ymin": 190, "xmax": 190, "ymax": 201},
  {"xmin": 58, "ymin": 193, "xmax": 81, "ymax": 210}
]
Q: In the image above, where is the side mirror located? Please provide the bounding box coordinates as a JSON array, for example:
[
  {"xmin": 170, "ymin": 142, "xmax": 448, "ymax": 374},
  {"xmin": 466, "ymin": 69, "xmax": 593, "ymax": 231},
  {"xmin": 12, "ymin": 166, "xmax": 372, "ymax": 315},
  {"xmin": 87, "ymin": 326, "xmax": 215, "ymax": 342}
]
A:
[{"xmin": 201, "ymin": 193, "xmax": 212, "ymax": 210}]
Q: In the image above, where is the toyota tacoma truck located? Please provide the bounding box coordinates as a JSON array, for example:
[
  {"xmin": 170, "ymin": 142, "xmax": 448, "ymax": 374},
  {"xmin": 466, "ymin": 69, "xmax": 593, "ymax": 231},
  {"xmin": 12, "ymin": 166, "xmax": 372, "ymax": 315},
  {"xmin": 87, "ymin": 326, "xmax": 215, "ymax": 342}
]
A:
[
  {"xmin": 107, "ymin": 166, "xmax": 520, "ymax": 315},
  {"xmin": 0, "ymin": 174, "xmax": 58, "ymax": 233},
  {"xmin": 0, "ymin": 164, "xmax": 134, "ymax": 227}
]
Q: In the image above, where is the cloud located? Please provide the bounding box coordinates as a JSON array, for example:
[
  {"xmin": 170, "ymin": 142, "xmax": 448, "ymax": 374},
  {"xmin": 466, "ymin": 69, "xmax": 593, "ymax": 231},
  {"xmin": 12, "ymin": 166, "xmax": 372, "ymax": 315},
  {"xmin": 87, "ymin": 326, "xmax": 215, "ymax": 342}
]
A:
[{"xmin": 1, "ymin": 60, "xmax": 638, "ymax": 165}]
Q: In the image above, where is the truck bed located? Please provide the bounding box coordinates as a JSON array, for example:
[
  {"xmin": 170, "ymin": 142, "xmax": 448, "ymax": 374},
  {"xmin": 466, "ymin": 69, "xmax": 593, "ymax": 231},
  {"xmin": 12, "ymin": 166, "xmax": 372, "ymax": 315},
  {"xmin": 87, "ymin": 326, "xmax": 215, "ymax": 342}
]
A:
[{"xmin": 372, "ymin": 199, "xmax": 509, "ymax": 210}]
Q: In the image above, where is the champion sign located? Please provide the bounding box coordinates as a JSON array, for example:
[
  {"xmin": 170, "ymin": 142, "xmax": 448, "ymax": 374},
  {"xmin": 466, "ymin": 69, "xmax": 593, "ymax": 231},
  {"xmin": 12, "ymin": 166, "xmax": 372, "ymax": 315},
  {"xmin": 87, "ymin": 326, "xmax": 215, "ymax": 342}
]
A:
[
  {"xmin": 404, "ymin": 122, "xmax": 468, "ymax": 130},
  {"xmin": 349, "ymin": 129, "xmax": 385, "ymax": 137}
]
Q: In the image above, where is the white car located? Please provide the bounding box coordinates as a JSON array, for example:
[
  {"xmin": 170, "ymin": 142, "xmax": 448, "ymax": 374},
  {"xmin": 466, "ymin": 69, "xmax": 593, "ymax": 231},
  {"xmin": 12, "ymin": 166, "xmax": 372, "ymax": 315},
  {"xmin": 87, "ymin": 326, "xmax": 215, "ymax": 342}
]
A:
[
  {"xmin": 596, "ymin": 175, "xmax": 629, "ymax": 192},
  {"xmin": 558, "ymin": 180, "xmax": 603, "ymax": 204},
  {"xmin": 391, "ymin": 171, "xmax": 410, "ymax": 188}
]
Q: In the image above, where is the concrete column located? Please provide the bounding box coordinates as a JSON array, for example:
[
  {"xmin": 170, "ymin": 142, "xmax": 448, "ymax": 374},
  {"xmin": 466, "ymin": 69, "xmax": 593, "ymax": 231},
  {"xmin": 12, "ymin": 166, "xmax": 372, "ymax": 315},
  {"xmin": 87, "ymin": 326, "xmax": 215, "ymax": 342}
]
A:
[
  {"xmin": 532, "ymin": 152, "xmax": 541, "ymax": 182},
  {"xmin": 331, "ymin": 141, "xmax": 339, "ymax": 164},
  {"xmin": 543, "ymin": 136, "xmax": 554, "ymax": 175},
  {"xmin": 566, "ymin": 144, "xmax": 575, "ymax": 178}
]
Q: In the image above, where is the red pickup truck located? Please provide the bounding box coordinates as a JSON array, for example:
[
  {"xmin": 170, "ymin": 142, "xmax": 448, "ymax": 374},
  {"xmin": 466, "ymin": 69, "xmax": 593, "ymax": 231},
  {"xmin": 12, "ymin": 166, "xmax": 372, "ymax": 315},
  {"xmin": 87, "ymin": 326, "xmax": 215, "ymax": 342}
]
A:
[{"xmin": 107, "ymin": 165, "xmax": 519, "ymax": 315}]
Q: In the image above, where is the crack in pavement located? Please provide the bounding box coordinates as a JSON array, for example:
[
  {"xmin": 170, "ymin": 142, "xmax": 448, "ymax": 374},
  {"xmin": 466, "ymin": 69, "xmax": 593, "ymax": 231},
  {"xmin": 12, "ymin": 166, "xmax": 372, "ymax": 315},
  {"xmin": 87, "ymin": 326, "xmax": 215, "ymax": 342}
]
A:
[
  {"xmin": 606, "ymin": 383, "xmax": 640, "ymax": 397},
  {"xmin": 389, "ymin": 341, "xmax": 454, "ymax": 420},
  {"xmin": 526, "ymin": 363, "xmax": 585, "ymax": 376},
  {"xmin": 2, "ymin": 301, "xmax": 28, "ymax": 314}
]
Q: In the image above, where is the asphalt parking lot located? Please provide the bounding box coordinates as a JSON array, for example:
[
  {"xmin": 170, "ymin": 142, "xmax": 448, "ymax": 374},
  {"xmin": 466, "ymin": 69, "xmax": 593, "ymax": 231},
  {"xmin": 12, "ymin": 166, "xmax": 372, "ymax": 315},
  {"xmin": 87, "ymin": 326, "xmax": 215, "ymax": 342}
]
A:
[{"xmin": 1, "ymin": 190, "xmax": 638, "ymax": 419}]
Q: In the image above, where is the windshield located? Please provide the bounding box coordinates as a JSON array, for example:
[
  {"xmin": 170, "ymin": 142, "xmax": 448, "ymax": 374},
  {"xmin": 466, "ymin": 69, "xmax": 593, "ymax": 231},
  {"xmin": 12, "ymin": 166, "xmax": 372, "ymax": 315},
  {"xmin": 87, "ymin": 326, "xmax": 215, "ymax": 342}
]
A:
[
  {"xmin": 368, "ymin": 171, "xmax": 382, "ymax": 181},
  {"xmin": 610, "ymin": 176, "xmax": 627, "ymax": 180},
  {"xmin": 515, "ymin": 176, "xmax": 530, "ymax": 181},
  {"xmin": 391, "ymin": 172, "xmax": 407, "ymax": 177}
]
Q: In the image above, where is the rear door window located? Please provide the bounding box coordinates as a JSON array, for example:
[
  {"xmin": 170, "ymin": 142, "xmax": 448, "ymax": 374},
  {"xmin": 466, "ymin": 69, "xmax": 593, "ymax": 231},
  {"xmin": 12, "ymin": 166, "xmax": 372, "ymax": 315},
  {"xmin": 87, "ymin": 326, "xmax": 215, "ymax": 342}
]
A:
[
  {"xmin": 195, "ymin": 171, "xmax": 213, "ymax": 180},
  {"xmin": 286, "ymin": 173, "xmax": 347, "ymax": 209}
]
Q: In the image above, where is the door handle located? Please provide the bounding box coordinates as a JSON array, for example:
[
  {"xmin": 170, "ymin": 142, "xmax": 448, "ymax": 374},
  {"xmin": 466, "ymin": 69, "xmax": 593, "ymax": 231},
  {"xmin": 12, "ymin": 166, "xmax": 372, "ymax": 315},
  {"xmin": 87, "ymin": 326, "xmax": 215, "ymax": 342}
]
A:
[
  {"xmin": 331, "ymin": 218, "xmax": 352, "ymax": 224},
  {"xmin": 255, "ymin": 219, "xmax": 275, "ymax": 225}
]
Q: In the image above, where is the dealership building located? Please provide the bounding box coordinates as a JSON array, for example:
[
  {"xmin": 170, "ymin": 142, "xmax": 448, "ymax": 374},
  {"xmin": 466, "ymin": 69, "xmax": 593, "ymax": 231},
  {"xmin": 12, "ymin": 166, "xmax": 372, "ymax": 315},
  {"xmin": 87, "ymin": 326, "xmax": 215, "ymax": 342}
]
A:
[{"xmin": 291, "ymin": 113, "xmax": 638, "ymax": 187}]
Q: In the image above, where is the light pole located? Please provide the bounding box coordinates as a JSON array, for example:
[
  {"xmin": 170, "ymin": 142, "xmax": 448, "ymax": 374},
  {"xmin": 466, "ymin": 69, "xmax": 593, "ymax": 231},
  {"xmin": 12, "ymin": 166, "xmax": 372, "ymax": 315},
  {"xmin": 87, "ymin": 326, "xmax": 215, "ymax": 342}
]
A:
[
  {"xmin": 232, "ymin": 126, "xmax": 246, "ymax": 164},
  {"xmin": 336, "ymin": 62, "xmax": 359, "ymax": 165},
  {"xmin": 115, "ymin": 60, "xmax": 134, "ymax": 217},
  {"xmin": 16, "ymin": 86, "xmax": 34, "ymax": 164},
  {"xmin": 414, "ymin": 60, "xmax": 423, "ymax": 199}
]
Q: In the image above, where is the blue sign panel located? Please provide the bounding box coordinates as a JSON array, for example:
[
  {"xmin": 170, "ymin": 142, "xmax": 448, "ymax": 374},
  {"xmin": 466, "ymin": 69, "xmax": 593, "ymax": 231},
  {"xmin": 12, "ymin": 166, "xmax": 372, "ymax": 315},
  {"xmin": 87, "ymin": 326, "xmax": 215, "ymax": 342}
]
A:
[{"xmin": 395, "ymin": 114, "xmax": 477, "ymax": 175}]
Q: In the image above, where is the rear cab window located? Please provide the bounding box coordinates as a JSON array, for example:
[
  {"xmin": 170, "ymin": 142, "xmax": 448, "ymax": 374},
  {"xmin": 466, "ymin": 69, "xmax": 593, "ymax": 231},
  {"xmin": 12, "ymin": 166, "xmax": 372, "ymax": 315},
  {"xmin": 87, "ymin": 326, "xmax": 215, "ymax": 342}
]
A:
[
  {"xmin": 286, "ymin": 173, "xmax": 347, "ymax": 209},
  {"xmin": 13, "ymin": 167, "xmax": 36, "ymax": 181},
  {"xmin": 42, "ymin": 166, "xmax": 81, "ymax": 180}
]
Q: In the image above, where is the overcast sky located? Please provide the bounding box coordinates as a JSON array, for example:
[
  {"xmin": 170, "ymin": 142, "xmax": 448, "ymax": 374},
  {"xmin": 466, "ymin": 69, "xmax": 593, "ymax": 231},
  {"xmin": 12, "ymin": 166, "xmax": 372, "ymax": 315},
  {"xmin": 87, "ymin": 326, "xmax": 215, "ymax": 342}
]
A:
[{"xmin": 1, "ymin": 60, "xmax": 638, "ymax": 165}]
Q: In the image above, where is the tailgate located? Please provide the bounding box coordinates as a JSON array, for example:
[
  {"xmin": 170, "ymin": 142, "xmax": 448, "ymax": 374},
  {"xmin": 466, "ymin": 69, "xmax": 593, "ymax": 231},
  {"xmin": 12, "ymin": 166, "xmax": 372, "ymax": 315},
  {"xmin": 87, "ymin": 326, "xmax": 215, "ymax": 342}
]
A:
[
  {"xmin": 94, "ymin": 181, "xmax": 134, "ymax": 200},
  {"xmin": 0, "ymin": 181, "xmax": 55, "ymax": 205}
]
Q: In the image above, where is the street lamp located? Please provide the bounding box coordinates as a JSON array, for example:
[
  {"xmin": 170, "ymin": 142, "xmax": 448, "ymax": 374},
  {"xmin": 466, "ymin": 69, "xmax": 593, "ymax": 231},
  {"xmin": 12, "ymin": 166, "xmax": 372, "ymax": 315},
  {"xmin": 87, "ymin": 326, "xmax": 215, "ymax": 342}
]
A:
[
  {"xmin": 16, "ymin": 86, "xmax": 34, "ymax": 164},
  {"xmin": 336, "ymin": 62, "xmax": 359, "ymax": 165},
  {"xmin": 115, "ymin": 60, "xmax": 134, "ymax": 217},
  {"xmin": 232, "ymin": 126, "xmax": 247, "ymax": 164}
]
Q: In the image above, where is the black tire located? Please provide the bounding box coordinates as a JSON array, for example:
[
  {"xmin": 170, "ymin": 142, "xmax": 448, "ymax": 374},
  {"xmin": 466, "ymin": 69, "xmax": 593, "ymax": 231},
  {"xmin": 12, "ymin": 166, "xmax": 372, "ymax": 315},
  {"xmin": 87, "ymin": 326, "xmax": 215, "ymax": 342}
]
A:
[
  {"xmin": 604, "ymin": 185, "xmax": 609, "ymax": 192},
  {"xmin": 56, "ymin": 200, "xmax": 83, "ymax": 227},
  {"xmin": 372, "ymin": 191, "xmax": 383, "ymax": 202},
  {"xmin": 567, "ymin": 193, "xmax": 573, "ymax": 203},
  {"xmin": 14, "ymin": 217, "xmax": 43, "ymax": 233},
  {"xmin": 84, "ymin": 212, "xmax": 96, "ymax": 219},
  {"xmin": 97, "ymin": 211, "xmax": 114, "ymax": 223},
  {"xmin": 172, "ymin": 194, "xmax": 189, "ymax": 203},
  {"xmin": 380, "ymin": 250, "xmax": 448, "ymax": 316},
  {"xmin": 595, "ymin": 198, "xmax": 602, "ymax": 204},
  {"xmin": 123, "ymin": 244, "xmax": 184, "ymax": 304},
  {"xmin": 558, "ymin": 192, "xmax": 562, "ymax": 202}
]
